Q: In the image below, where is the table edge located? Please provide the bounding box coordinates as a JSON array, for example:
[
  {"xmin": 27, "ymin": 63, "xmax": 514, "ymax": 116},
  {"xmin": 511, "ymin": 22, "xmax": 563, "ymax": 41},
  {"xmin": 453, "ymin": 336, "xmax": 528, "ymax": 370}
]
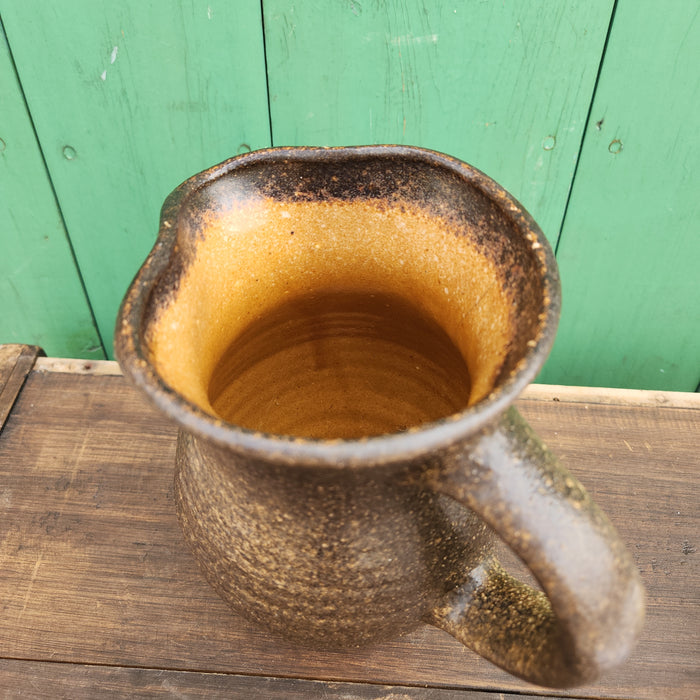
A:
[{"xmin": 30, "ymin": 356, "xmax": 700, "ymax": 409}]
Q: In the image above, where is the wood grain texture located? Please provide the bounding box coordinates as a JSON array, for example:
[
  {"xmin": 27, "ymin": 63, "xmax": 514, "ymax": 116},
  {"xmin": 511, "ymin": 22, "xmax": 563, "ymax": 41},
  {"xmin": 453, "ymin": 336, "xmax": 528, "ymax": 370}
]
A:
[
  {"xmin": 0, "ymin": 660, "xmax": 565, "ymax": 700},
  {"xmin": 262, "ymin": 0, "xmax": 614, "ymax": 247},
  {"xmin": 538, "ymin": 0, "xmax": 700, "ymax": 392},
  {"xmin": 0, "ymin": 369, "xmax": 697, "ymax": 698},
  {"xmin": 0, "ymin": 0, "xmax": 272, "ymax": 356},
  {"xmin": 0, "ymin": 344, "xmax": 43, "ymax": 430},
  {"xmin": 0, "ymin": 26, "xmax": 103, "ymax": 358}
]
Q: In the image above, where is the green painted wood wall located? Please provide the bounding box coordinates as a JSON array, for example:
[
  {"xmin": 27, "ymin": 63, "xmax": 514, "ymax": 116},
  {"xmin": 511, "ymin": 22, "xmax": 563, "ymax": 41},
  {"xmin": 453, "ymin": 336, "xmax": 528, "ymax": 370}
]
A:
[{"xmin": 1, "ymin": 1, "xmax": 698, "ymax": 391}]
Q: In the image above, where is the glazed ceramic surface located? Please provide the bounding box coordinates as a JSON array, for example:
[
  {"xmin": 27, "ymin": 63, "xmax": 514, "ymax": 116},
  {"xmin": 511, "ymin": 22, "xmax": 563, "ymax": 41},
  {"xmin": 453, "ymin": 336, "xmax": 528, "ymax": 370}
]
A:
[{"xmin": 115, "ymin": 146, "xmax": 644, "ymax": 688}]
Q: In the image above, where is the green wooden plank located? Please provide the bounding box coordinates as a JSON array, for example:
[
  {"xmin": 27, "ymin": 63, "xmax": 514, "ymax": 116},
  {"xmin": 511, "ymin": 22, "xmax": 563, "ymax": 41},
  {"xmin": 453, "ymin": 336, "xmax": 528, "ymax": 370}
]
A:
[
  {"xmin": 538, "ymin": 0, "xmax": 700, "ymax": 392},
  {"xmin": 263, "ymin": 0, "xmax": 614, "ymax": 246},
  {"xmin": 0, "ymin": 0, "xmax": 271, "ymax": 357},
  {"xmin": 0, "ymin": 23, "xmax": 103, "ymax": 359}
]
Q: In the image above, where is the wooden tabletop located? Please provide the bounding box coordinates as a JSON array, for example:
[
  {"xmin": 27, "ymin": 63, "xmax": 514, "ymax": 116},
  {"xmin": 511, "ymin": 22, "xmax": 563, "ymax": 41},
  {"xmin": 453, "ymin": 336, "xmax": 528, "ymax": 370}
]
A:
[{"xmin": 0, "ymin": 344, "xmax": 697, "ymax": 699}]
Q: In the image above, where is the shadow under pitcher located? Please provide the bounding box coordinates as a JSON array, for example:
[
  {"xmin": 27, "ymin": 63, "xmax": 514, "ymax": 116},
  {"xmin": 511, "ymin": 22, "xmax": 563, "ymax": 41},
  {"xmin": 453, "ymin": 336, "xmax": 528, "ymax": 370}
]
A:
[{"xmin": 115, "ymin": 146, "xmax": 644, "ymax": 689}]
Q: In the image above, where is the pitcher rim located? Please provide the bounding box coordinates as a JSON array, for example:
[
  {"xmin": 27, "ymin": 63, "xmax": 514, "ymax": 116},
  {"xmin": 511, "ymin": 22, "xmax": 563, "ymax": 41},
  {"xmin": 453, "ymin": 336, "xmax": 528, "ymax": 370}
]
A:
[{"xmin": 114, "ymin": 145, "xmax": 561, "ymax": 466}]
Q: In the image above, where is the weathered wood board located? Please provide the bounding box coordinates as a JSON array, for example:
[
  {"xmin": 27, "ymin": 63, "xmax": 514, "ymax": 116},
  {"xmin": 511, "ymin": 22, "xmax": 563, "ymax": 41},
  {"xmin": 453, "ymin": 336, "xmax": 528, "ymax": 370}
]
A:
[{"xmin": 0, "ymin": 357, "xmax": 696, "ymax": 698}]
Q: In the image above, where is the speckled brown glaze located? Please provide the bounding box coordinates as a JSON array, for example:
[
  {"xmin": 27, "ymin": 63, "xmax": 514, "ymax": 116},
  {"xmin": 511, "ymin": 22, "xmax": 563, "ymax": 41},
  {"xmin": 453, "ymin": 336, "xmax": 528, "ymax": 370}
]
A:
[{"xmin": 115, "ymin": 146, "xmax": 644, "ymax": 688}]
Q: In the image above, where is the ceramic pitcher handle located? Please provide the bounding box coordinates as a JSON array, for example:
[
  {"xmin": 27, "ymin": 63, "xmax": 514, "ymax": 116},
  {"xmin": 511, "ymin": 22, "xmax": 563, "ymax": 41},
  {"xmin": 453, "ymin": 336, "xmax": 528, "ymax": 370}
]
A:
[{"xmin": 427, "ymin": 406, "xmax": 645, "ymax": 688}]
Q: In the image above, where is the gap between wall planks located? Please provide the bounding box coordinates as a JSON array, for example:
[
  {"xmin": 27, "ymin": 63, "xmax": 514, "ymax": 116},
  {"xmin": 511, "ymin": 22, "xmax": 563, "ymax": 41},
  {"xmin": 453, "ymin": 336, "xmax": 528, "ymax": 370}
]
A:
[
  {"xmin": 538, "ymin": 0, "xmax": 700, "ymax": 392},
  {"xmin": 0, "ymin": 0, "xmax": 272, "ymax": 356},
  {"xmin": 2, "ymin": 1, "xmax": 697, "ymax": 392},
  {"xmin": 3, "ymin": 1, "xmax": 615, "ymax": 359},
  {"xmin": 262, "ymin": 0, "xmax": 615, "ymax": 250},
  {"xmin": 0, "ymin": 21, "xmax": 104, "ymax": 359}
]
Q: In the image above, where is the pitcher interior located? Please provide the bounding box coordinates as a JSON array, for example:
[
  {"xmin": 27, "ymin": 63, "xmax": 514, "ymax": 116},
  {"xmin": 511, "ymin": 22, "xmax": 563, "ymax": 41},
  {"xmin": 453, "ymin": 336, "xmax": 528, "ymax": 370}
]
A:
[{"xmin": 142, "ymin": 155, "xmax": 547, "ymax": 439}]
